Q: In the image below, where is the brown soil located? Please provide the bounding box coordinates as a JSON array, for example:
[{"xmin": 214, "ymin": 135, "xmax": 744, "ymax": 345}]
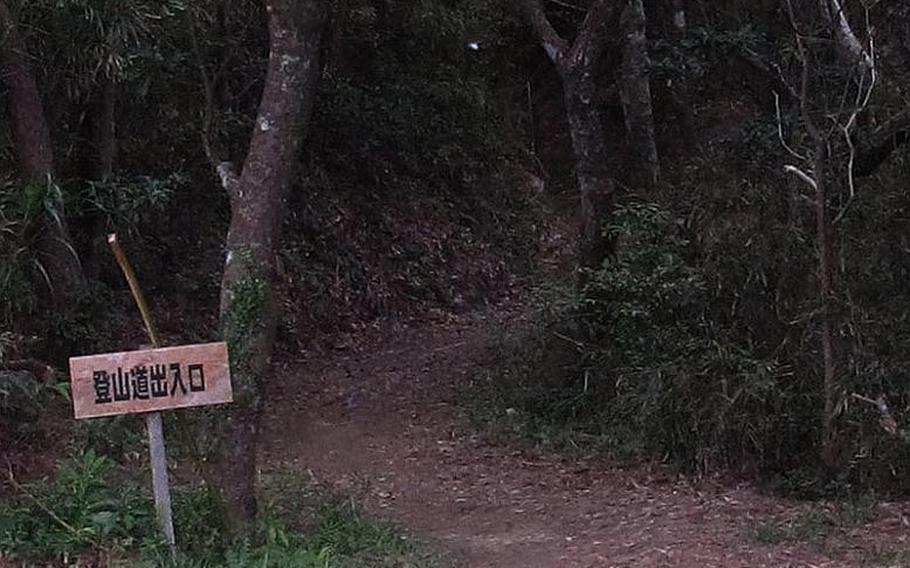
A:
[{"xmin": 261, "ymin": 302, "xmax": 910, "ymax": 567}]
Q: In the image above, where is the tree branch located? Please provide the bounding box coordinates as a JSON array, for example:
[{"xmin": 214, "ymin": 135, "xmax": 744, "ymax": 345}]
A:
[
  {"xmin": 774, "ymin": 91, "xmax": 807, "ymax": 161},
  {"xmin": 785, "ymin": 0, "xmax": 822, "ymax": 145},
  {"xmin": 185, "ymin": 10, "xmax": 239, "ymax": 193},
  {"xmin": 567, "ymin": 0, "xmax": 619, "ymax": 70},
  {"xmin": 784, "ymin": 164, "xmax": 819, "ymax": 190},
  {"xmin": 547, "ymin": 0, "xmax": 585, "ymax": 13},
  {"xmin": 217, "ymin": 161, "xmax": 240, "ymax": 194},
  {"xmin": 738, "ymin": 48, "xmax": 799, "ymax": 101},
  {"xmin": 834, "ymin": 39, "xmax": 875, "ymax": 222},
  {"xmin": 820, "ymin": 0, "xmax": 873, "ymax": 71},
  {"xmin": 516, "ymin": 0, "xmax": 569, "ymax": 66},
  {"xmin": 853, "ymin": 112, "xmax": 910, "ymax": 176}
]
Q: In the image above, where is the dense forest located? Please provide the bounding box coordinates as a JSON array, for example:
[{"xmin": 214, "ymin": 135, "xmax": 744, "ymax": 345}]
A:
[{"xmin": 3, "ymin": 0, "xmax": 910, "ymax": 566}]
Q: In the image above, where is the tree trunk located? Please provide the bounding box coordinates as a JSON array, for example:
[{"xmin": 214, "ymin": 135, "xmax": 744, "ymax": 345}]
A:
[
  {"xmin": 81, "ymin": 77, "xmax": 118, "ymax": 279},
  {"xmin": 667, "ymin": 0, "xmax": 697, "ymax": 148},
  {"xmin": 89, "ymin": 77, "xmax": 117, "ymax": 181},
  {"xmin": 516, "ymin": 0, "xmax": 618, "ymax": 281},
  {"xmin": 0, "ymin": 0, "xmax": 84, "ymax": 306},
  {"xmin": 781, "ymin": 0, "xmax": 863, "ymax": 471},
  {"xmin": 217, "ymin": 0, "xmax": 325, "ymax": 534},
  {"xmin": 563, "ymin": 68, "xmax": 614, "ymax": 278},
  {"xmin": 620, "ymin": 0, "xmax": 660, "ymax": 189},
  {"xmin": 670, "ymin": 0, "xmax": 687, "ymax": 31},
  {"xmin": 812, "ymin": 146, "xmax": 841, "ymax": 469}
]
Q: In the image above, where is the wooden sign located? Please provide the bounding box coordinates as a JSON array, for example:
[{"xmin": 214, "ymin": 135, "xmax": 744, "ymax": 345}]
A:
[{"xmin": 69, "ymin": 342, "xmax": 232, "ymax": 419}]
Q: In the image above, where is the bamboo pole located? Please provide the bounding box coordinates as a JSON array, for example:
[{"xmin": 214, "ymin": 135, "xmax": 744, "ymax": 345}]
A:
[{"xmin": 107, "ymin": 234, "xmax": 161, "ymax": 348}]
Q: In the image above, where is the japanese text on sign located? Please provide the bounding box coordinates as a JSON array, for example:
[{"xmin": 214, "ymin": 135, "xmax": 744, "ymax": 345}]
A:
[{"xmin": 92, "ymin": 363, "xmax": 207, "ymax": 403}]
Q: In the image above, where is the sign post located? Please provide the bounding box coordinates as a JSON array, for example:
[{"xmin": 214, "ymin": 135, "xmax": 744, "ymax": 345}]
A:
[
  {"xmin": 67, "ymin": 234, "xmax": 232, "ymax": 556},
  {"xmin": 146, "ymin": 412, "xmax": 175, "ymax": 551},
  {"xmin": 108, "ymin": 233, "xmax": 175, "ymax": 555}
]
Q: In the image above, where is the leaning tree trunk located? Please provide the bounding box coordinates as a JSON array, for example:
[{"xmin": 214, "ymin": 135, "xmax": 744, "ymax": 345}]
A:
[
  {"xmin": 620, "ymin": 0, "xmax": 659, "ymax": 190},
  {"xmin": 217, "ymin": 0, "xmax": 325, "ymax": 534},
  {"xmin": 0, "ymin": 0, "xmax": 84, "ymax": 305}
]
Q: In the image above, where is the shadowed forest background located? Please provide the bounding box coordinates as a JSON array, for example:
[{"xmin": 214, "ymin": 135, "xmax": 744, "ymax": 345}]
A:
[{"xmin": 3, "ymin": 0, "xmax": 910, "ymax": 566}]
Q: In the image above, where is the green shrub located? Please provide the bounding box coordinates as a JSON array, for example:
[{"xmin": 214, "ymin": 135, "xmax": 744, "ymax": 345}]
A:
[
  {"xmin": 0, "ymin": 371, "xmax": 49, "ymax": 428},
  {"xmin": 749, "ymin": 493, "xmax": 878, "ymax": 545},
  {"xmin": 313, "ymin": 500, "xmax": 415, "ymax": 564},
  {"xmin": 481, "ymin": 177, "xmax": 910, "ymax": 493},
  {"xmin": 479, "ymin": 201, "xmax": 819, "ymax": 472},
  {"xmin": 166, "ymin": 483, "xmax": 229, "ymax": 562},
  {"xmin": 1, "ymin": 457, "xmax": 437, "ymax": 567},
  {"xmin": 0, "ymin": 450, "xmax": 158, "ymax": 561},
  {"xmin": 78, "ymin": 174, "xmax": 179, "ymax": 237},
  {"xmin": 0, "ymin": 175, "xmax": 54, "ymax": 326},
  {"xmin": 0, "ymin": 171, "xmax": 176, "ymax": 362},
  {"xmin": 0, "ymin": 362, "xmax": 69, "ymax": 448}
]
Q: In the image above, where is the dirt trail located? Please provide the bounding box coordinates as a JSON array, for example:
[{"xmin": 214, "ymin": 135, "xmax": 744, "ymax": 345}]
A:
[{"xmin": 261, "ymin": 303, "xmax": 909, "ymax": 567}]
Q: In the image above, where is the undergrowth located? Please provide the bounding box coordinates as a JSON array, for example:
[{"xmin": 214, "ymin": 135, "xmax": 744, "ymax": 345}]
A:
[
  {"xmin": 863, "ymin": 546, "xmax": 910, "ymax": 568},
  {"xmin": 0, "ymin": 453, "xmax": 440, "ymax": 567},
  {"xmin": 748, "ymin": 494, "xmax": 878, "ymax": 546},
  {"xmin": 474, "ymin": 198, "xmax": 910, "ymax": 497}
]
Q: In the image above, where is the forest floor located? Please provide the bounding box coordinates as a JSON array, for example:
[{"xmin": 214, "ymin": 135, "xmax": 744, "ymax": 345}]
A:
[{"xmin": 261, "ymin": 298, "xmax": 910, "ymax": 568}]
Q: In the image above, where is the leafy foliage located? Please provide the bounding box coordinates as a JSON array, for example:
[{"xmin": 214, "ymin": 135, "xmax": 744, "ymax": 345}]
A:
[
  {"xmin": 480, "ymin": 196, "xmax": 908, "ymax": 482},
  {"xmin": 21, "ymin": 0, "xmax": 188, "ymax": 99},
  {"xmin": 749, "ymin": 494, "xmax": 878, "ymax": 545},
  {"xmin": 0, "ymin": 370, "xmax": 58, "ymax": 444},
  {"xmin": 0, "ymin": 175, "xmax": 66, "ymax": 323},
  {"xmin": 80, "ymin": 175, "xmax": 179, "ymax": 235},
  {"xmin": 0, "ymin": 451, "xmax": 157, "ymax": 561},
  {"xmin": 0, "ymin": 461, "xmax": 436, "ymax": 568}
]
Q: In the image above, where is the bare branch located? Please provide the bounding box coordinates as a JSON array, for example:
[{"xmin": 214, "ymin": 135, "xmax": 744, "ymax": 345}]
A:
[
  {"xmin": 7, "ymin": 466, "xmax": 89, "ymax": 540},
  {"xmin": 774, "ymin": 91, "xmax": 808, "ymax": 161},
  {"xmin": 854, "ymin": 112, "xmax": 910, "ymax": 176},
  {"xmin": 845, "ymin": 39, "xmax": 875, "ymax": 135},
  {"xmin": 785, "ymin": 0, "xmax": 822, "ymax": 145},
  {"xmin": 834, "ymin": 34, "xmax": 875, "ymax": 222},
  {"xmin": 186, "ymin": 13, "xmax": 216, "ymax": 163},
  {"xmin": 850, "ymin": 393, "xmax": 898, "ymax": 435},
  {"xmin": 821, "ymin": 0, "xmax": 874, "ymax": 71},
  {"xmin": 739, "ymin": 48, "xmax": 799, "ymax": 101},
  {"xmin": 217, "ymin": 161, "xmax": 240, "ymax": 194},
  {"xmin": 546, "ymin": 0, "xmax": 585, "ymax": 13},
  {"xmin": 185, "ymin": 9, "xmax": 241, "ymax": 191},
  {"xmin": 784, "ymin": 164, "xmax": 819, "ymax": 190}
]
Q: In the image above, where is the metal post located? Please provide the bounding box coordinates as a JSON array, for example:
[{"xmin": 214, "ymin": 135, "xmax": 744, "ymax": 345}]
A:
[{"xmin": 146, "ymin": 412, "xmax": 176, "ymax": 552}]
